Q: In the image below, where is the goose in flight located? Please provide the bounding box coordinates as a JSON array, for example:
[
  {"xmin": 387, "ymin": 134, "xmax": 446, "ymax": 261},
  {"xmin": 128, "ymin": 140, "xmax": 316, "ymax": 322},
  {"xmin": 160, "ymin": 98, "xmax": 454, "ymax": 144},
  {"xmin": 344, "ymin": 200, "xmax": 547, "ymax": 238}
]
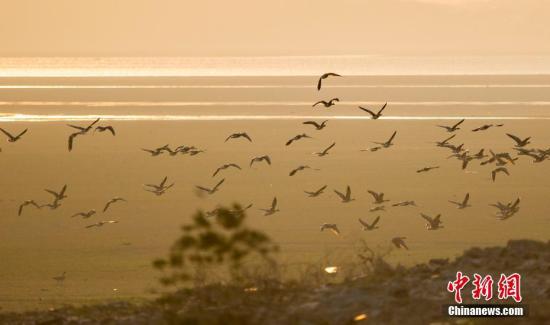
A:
[
  {"xmin": 314, "ymin": 142, "xmax": 336, "ymax": 157},
  {"xmin": 358, "ymin": 102, "xmax": 388, "ymax": 119},
  {"xmin": 289, "ymin": 165, "xmax": 318, "ymax": 176},
  {"xmin": 367, "ymin": 190, "xmax": 389, "ymax": 205},
  {"xmin": 491, "ymin": 167, "xmax": 509, "ymax": 182},
  {"xmin": 369, "ymin": 206, "xmax": 385, "ymax": 213},
  {"xmin": 260, "ymin": 197, "xmax": 279, "ymax": 216},
  {"xmin": 86, "ymin": 220, "xmax": 119, "ymax": 228},
  {"xmin": 286, "ymin": 133, "xmax": 312, "ymax": 146},
  {"xmin": 188, "ymin": 149, "xmax": 205, "ymax": 156},
  {"xmin": 212, "ymin": 163, "xmax": 241, "ymax": 177},
  {"xmin": 52, "ymin": 272, "xmax": 66, "ymax": 284},
  {"xmin": 471, "ymin": 124, "xmax": 503, "ymax": 132},
  {"xmin": 71, "ymin": 209, "xmax": 96, "ymax": 219},
  {"xmin": 250, "ymin": 155, "xmax": 271, "ymax": 167},
  {"xmin": 317, "ymin": 72, "xmax": 341, "ymax": 90},
  {"xmin": 358, "ymin": 216, "xmax": 380, "ymax": 231},
  {"xmin": 391, "ymin": 237, "xmax": 409, "ymax": 250},
  {"xmin": 506, "ymin": 133, "xmax": 531, "ymax": 148},
  {"xmin": 103, "ymin": 197, "xmax": 126, "ymax": 212},
  {"xmin": 447, "ymin": 143, "xmax": 465, "ymax": 154},
  {"xmin": 304, "ymin": 185, "xmax": 327, "ymax": 197},
  {"xmin": 420, "ymin": 213, "xmax": 443, "ymax": 230},
  {"xmin": 196, "ymin": 178, "xmax": 225, "ymax": 195},
  {"xmin": 206, "ymin": 203, "xmax": 253, "ymax": 218},
  {"xmin": 95, "ymin": 125, "xmax": 115, "ymax": 136},
  {"xmin": 225, "ymin": 132, "xmax": 252, "ymax": 142},
  {"xmin": 334, "ymin": 186, "xmax": 354, "ymax": 203},
  {"xmin": 524, "ymin": 150, "xmax": 549, "ymax": 163},
  {"xmin": 18, "ymin": 200, "xmax": 41, "ymax": 216},
  {"xmin": 437, "ymin": 119, "xmax": 465, "ymax": 132},
  {"xmin": 372, "ymin": 131, "xmax": 397, "ymax": 148},
  {"xmin": 67, "ymin": 118, "xmax": 100, "ymax": 133},
  {"xmin": 303, "ymin": 120, "xmax": 328, "ymax": 130},
  {"xmin": 492, "ymin": 198, "xmax": 520, "ymax": 220},
  {"xmin": 417, "ymin": 166, "xmax": 440, "ymax": 173},
  {"xmin": 312, "ymin": 98, "xmax": 339, "ymax": 108},
  {"xmin": 320, "ymin": 223, "xmax": 340, "ymax": 235},
  {"xmin": 44, "ymin": 185, "xmax": 68, "ymax": 202},
  {"xmin": 435, "ymin": 134, "xmax": 456, "ymax": 148},
  {"xmin": 142, "ymin": 147, "xmax": 166, "ymax": 156},
  {"xmin": 481, "ymin": 150, "xmax": 517, "ymax": 166},
  {"xmin": 144, "ymin": 176, "xmax": 174, "ymax": 195},
  {"xmin": 67, "ymin": 118, "xmax": 100, "ymax": 151},
  {"xmin": 392, "ymin": 200, "xmax": 417, "ymax": 207},
  {"xmin": 472, "ymin": 149, "xmax": 487, "ymax": 160},
  {"xmin": 40, "ymin": 200, "xmax": 62, "ymax": 210},
  {"xmin": 449, "ymin": 193, "xmax": 471, "ymax": 209},
  {"xmin": 0, "ymin": 127, "xmax": 28, "ymax": 142}
]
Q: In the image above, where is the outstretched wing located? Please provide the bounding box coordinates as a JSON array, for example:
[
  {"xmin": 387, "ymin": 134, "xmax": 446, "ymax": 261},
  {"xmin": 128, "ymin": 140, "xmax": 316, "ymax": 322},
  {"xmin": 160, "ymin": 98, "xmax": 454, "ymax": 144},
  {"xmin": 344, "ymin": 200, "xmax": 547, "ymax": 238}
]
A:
[
  {"xmin": 16, "ymin": 128, "xmax": 28, "ymax": 138},
  {"xmin": 453, "ymin": 119, "xmax": 465, "ymax": 128},
  {"xmin": 358, "ymin": 106, "xmax": 375, "ymax": 117},
  {"xmin": 506, "ymin": 133, "xmax": 522, "ymax": 145},
  {"xmin": 377, "ymin": 102, "xmax": 388, "ymax": 114},
  {"xmin": 87, "ymin": 118, "xmax": 101, "ymax": 129},
  {"xmin": 334, "ymin": 190, "xmax": 346, "ymax": 201},
  {"xmin": 271, "ymin": 197, "xmax": 277, "ymax": 210},
  {"xmin": 387, "ymin": 131, "xmax": 397, "ymax": 143},
  {"xmin": 0, "ymin": 128, "xmax": 14, "ymax": 139},
  {"xmin": 463, "ymin": 193, "xmax": 470, "ymax": 205},
  {"xmin": 322, "ymin": 142, "xmax": 336, "ymax": 154},
  {"xmin": 303, "ymin": 121, "xmax": 320, "ymax": 128},
  {"xmin": 371, "ymin": 216, "xmax": 381, "ymax": 227},
  {"xmin": 213, "ymin": 178, "xmax": 225, "ymax": 191}
]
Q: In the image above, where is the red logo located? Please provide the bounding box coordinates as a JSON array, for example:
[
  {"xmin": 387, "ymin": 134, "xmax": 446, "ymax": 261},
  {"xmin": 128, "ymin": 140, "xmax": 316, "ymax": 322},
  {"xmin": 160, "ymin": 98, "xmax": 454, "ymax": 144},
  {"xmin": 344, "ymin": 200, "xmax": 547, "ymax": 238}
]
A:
[{"xmin": 448, "ymin": 272, "xmax": 522, "ymax": 304}]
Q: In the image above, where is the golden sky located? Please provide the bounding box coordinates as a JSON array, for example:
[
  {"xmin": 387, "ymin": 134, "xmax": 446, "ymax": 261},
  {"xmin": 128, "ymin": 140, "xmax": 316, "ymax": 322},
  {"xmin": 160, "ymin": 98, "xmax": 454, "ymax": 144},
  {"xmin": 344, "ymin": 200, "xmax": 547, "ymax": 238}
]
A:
[{"xmin": 1, "ymin": 0, "xmax": 549, "ymax": 57}]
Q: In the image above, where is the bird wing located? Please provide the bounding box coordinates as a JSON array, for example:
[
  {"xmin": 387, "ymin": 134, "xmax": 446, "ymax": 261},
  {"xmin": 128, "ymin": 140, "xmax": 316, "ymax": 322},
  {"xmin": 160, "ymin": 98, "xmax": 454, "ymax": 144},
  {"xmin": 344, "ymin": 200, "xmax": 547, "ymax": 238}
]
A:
[
  {"xmin": 387, "ymin": 131, "xmax": 397, "ymax": 143},
  {"xmin": 330, "ymin": 227, "xmax": 340, "ymax": 235},
  {"xmin": 345, "ymin": 186, "xmax": 351, "ymax": 199},
  {"xmin": 0, "ymin": 128, "xmax": 14, "ymax": 140},
  {"xmin": 303, "ymin": 121, "xmax": 320, "ymax": 128},
  {"xmin": 312, "ymin": 101, "xmax": 325, "ymax": 107},
  {"xmin": 358, "ymin": 107, "xmax": 375, "ymax": 117},
  {"xmin": 463, "ymin": 193, "xmax": 470, "ymax": 205},
  {"xmin": 195, "ymin": 185, "xmax": 211, "ymax": 192},
  {"xmin": 18, "ymin": 204, "xmax": 24, "ymax": 216},
  {"xmin": 16, "ymin": 129, "xmax": 28, "ymax": 138},
  {"xmin": 358, "ymin": 218, "xmax": 369, "ymax": 228},
  {"xmin": 367, "ymin": 190, "xmax": 379, "ymax": 200},
  {"xmin": 289, "ymin": 168, "xmax": 298, "ymax": 176},
  {"xmin": 85, "ymin": 223, "xmax": 99, "ymax": 228},
  {"xmin": 66, "ymin": 124, "xmax": 86, "ymax": 131},
  {"xmin": 242, "ymin": 133, "xmax": 252, "ymax": 142},
  {"xmin": 315, "ymin": 185, "xmax": 327, "ymax": 194},
  {"xmin": 317, "ymin": 77, "xmax": 323, "ymax": 91},
  {"xmin": 271, "ymin": 197, "xmax": 278, "ymax": 210},
  {"xmin": 87, "ymin": 118, "xmax": 101, "ymax": 129},
  {"xmin": 420, "ymin": 213, "xmax": 433, "ymax": 222},
  {"xmin": 326, "ymin": 73, "xmax": 341, "ymax": 77},
  {"xmin": 371, "ymin": 216, "xmax": 381, "ymax": 227},
  {"xmin": 377, "ymin": 102, "xmax": 388, "ymax": 115},
  {"xmin": 213, "ymin": 178, "xmax": 225, "ymax": 191},
  {"xmin": 212, "ymin": 167, "xmax": 222, "ymax": 177},
  {"xmin": 453, "ymin": 119, "xmax": 465, "ymax": 128},
  {"xmin": 442, "ymin": 134, "xmax": 456, "ymax": 143},
  {"xmin": 264, "ymin": 156, "xmax": 271, "ymax": 165},
  {"xmin": 506, "ymin": 133, "xmax": 522, "ymax": 145},
  {"xmin": 229, "ymin": 163, "xmax": 241, "ymax": 170},
  {"xmin": 101, "ymin": 126, "xmax": 116, "ymax": 136},
  {"xmin": 322, "ymin": 142, "xmax": 336, "ymax": 154},
  {"xmin": 44, "ymin": 189, "xmax": 59, "ymax": 198},
  {"xmin": 334, "ymin": 190, "xmax": 346, "ymax": 201},
  {"xmin": 285, "ymin": 138, "xmax": 295, "ymax": 146}
]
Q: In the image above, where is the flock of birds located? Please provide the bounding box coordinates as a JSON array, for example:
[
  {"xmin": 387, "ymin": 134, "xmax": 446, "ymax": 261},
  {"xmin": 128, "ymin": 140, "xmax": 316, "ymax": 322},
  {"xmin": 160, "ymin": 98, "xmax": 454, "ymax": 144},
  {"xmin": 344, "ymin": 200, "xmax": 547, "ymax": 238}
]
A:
[{"xmin": 2, "ymin": 72, "xmax": 547, "ymax": 285}]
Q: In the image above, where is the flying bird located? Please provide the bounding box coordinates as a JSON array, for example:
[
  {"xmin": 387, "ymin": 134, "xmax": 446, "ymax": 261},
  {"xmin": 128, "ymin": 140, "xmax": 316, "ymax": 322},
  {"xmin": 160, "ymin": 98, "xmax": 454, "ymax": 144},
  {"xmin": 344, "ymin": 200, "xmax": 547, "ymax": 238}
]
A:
[
  {"xmin": 286, "ymin": 133, "xmax": 312, "ymax": 146},
  {"xmin": 314, "ymin": 142, "xmax": 336, "ymax": 157},
  {"xmin": 317, "ymin": 72, "xmax": 341, "ymax": 90},
  {"xmin": 66, "ymin": 118, "xmax": 100, "ymax": 151},
  {"xmin": 289, "ymin": 165, "xmax": 317, "ymax": 176},
  {"xmin": 95, "ymin": 125, "xmax": 116, "ymax": 136},
  {"xmin": 369, "ymin": 206, "xmax": 386, "ymax": 213},
  {"xmin": 449, "ymin": 193, "xmax": 471, "ymax": 209},
  {"xmin": 437, "ymin": 119, "xmax": 465, "ymax": 132},
  {"xmin": 212, "ymin": 163, "xmax": 241, "ymax": 177},
  {"xmin": 372, "ymin": 130, "xmax": 397, "ymax": 148},
  {"xmin": 420, "ymin": 213, "xmax": 443, "ymax": 230},
  {"xmin": 144, "ymin": 176, "xmax": 174, "ymax": 195},
  {"xmin": 225, "ymin": 132, "xmax": 252, "ymax": 142},
  {"xmin": 334, "ymin": 186, "xmax": 354, "ymax": 203},
  {"xmin": 320, "ymin": 223, "xmax": 340, "ymax": 235},
  {"xmin": 367, "ymin": 190, "xmax": 389, "ymax": 205},
  {"xmin": 472, "ymin": 124, "xmax": 502, "ymax": 132},
  {"xmin": 358, "ymin": 216, "xmax": 380, "ymax": 231},
  {"xmin": 103, "ymin": 197, "xmax": 126, "ymax": 212},
  {"xmin": 260, "ymin": 197, "xmax": 279, "ymax": 216},
  {"xmin": 86, "ymin": 220, "xmax": 119, "ymax": 229},
  {"xmin": 312, "ymin": 98, "xmax": 339, "ymax": 108},
  {"xmin": 358, "ymin": 102, "xmax": 388, "ymax": 119},
  {"xmin": 303, "ymin": 120, "xmax": 328, "ymax": 130},
  {"xmin": 44, "ymin": 185, "xmax": 68, "ymax": 202},
  {"xmin": 506, "ymin": 133, "xmax": 531, "ymax": 148},
  {"xmin": 0, "ymin": 127, "xmax": 28, "ymax": 142},
  {"xmin": 18, "ymin": 200, "xmax": 41, "ymax": 216},
  {"xmin": 417, "ymin": 166, "xmax": 440, "ymax": 173},
  {"xmin": 71, "ymin": 209, "xmax": 97, "ymax": 219},
  {"xmin": 392, "ymin": 200, "xmax": 417, "ymax": 207},
  {"xmin": 435, "ymin": 134, "xmax": 456, "ymax": 147},
  {"xmin": 491, "ymin": 167, "xmax": 510, "ymax": 182},
  {"xmin": 304, "ymin": 185, "xmax": 327, "ymax": 197},
  {"xmin": 391, "ymin": 237, "xmax": 409, "ymax": 250},
  {"xmin": 250, "ymin": 155, "xmax": 271, "ymax": 167},
  {"xmin": 195, "ymin": 178, "xmax": 226, "ymax": 195}
]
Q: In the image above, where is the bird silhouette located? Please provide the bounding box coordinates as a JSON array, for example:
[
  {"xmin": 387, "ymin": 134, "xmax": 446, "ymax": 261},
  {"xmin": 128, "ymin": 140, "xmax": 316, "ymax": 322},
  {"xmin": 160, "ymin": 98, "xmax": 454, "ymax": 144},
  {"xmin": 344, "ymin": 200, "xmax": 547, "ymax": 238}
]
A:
[
  {"xmin": 103, "ymin": 197, "xmax": 126, "ymax": 212},
  {"xmin": 358, "ymin": 102, "xmax": 388, "ymax": 119},
  {"xmin": 95, "ymin": 125, "xmax": 116, "ymax": 136},
  {"xmin": 225, "ymin": 132, "xmax": 252, "ymax": 142},
  {"xmin": 250, "ymin": 155, "xmax": 271, "ymax": 167},
  {"xmin": 391, "ymin": 237, "xmax": 409, "ymax": 250},
  {"xmin": 437, "ymin": 119, "xmax": 465, "ymax": 132},
  {"xmin": 506, "ymin": 133, "xmax": 531, "ymax": 147},
  {"xmin": 320, "ymin": 223, "xmax": 340, "ymax": 235},
  {"xmin": 303, "ymin": 120, "xmax": 328, "ymax": 130},
  {"xmin": 312, "ymin": 98, "xmax": 339, "ymax": 108},
  {"xmin": 0, "ymin": 127, "xmax": 28, "ymax": 142},
  {"xmin": 260, "ymin": 197, "xmax": 279, "ymax": 216},
  {"xmin": 449, "ymin": 193, "xmax": 471, "ymax": 209},
  {"xmin": 358, "ymin": 216, "xmax": 380, "ymax": 231},
  {"xmin": 304, "ymin": 185, "xmax": 327, "ymax": 197},
  {"xmin": 420, "ymin": 213, "xmax": 443, "ymax": 230},
  {"xmin": 286, "ymin": 133, "xmax": 312, "ymax": 146},
  {"xmin": 314, "ymin": 142, "xmax": 336, "ymax": 157},
  {"xmin": 212, "ymin": 163, "xmax": 241, "ymax": 177},
  {"xmin": 195, "ymin": 179, "xmax": 226, "ymax": 195},
  {"xmin": 334, "ymin": 186, "xmax": 354, "ymax": 203},
  {"xmin": 317, "ymin": 72, "xmax": 341, "ymax": 90}
]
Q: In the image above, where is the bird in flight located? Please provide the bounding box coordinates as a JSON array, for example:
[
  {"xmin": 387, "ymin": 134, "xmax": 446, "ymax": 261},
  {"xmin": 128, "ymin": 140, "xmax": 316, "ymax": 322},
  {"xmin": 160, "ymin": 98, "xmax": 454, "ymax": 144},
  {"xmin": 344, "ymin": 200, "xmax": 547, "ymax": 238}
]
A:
[
  {"xmin": 391, "ymin": 237, "xmax": 409, "ymax": 250},
  {"xmin": 312, "ymin": 98, "xmax": 339, "ymax": 108},
  {"xmin": 142, "ymin": 145, "xmax": 168, "ymax": 156},
  {"xmin": 225, "ymin": 132, "xmax": 252, "ymax": 142},
  {"xmin": 44, "ymin": 185, "xmax": 68, "ymax": 202},
  {"xmin": 449, "ymin": 193, "xmax": 471, "ymax": 209},
  {"xmin": 369, "ymin": 206, "xmax": 385, "ymax": 213},
  {"xmin": 196, "ymin": 179, "xmax": 226, "ymax": 195},
  {"xmin": 40, "ymin": 200, "xmax": 62, "ymax": 210},
  {"xmin": 103, "ymin": 197, "xmax": 126, "ymax": 212},
  {"xmin": 334, "ymin": 186, "xmax": 354, "ymax": 203},
  {"xmin": 472, "ymin": 149, "xmax": 487, "ymax": 160},
  {"xmin": 18, "ymin": 200, "xmax": 41, "ymax": 216},
  {"xmin": 420, "ymin": 213, "xmax": 443, "ymax": 230},
  {"xmin": 71, "ymin": 209, "xmax": 97, "ymax": 219},
  {"xmin": 52, "ymin": 272, "xmax": 67, "ymax": 284},
  {"xmin": 144, "ymin": 176, "xmax": 174, "ymax": 195},
  {"xmin": 372, "ymin": 130, "xmax": 397, "ymax": 149},
  {"xmin": 491, "ymin": 167, "xmax": 510, "ymax": 182},
  {"xmin": 303, "ymin": 120, "xmax": 328, "ymax": 130},
  {"xmin": 435, "ymin": 134, "xmax": 456, "ymax": 148},
  {"xmin": 212, "ymin": 163, "xmax": 241, "ymax": 177},
  {"xmin": 481, "ymin": 150, "xmax": 517, "ymax": 166},
  {"xmin": 358, "ymin": 102, "xmax": 388, "ymax": 119},
  {"xmin": 67, "ymin": 118, "xmax": 100, "ymax": 151},
  {"xmin": 472, "ymin": 124, "xmax": 503, "ymax": 132},
  {"xmin": 506, "ymin": 133, "xmax": 531, "ymax": 148},
  {"xmin": 392, "ymin": 200, "xmax": 417, "ymax": 207},
  {"xmin": 367, "ymin": 190, "xmax": 389, "ymax": 205},
  {"xmin": 289, "ymin": 165, "xmax": 317, "ymax": 176},
  {"xmin": 358, "ymin": 216, "xmax": 380, "ymax": 231},
  {"xmin": 260, "ymin": 197, "xmax": 279, "ymax": 216},
  {"xmin": 250, "ymin": 155, "xmax": 271, "ymax": 167},
  {"xmin": 437, "ymin": 119, "xmax": 465, "ymax": 132},
  {"xmin": 94, "ymin": 125, "xmax": 116, "ymax": 136},
  {"xmin": 304, "ymin": 185, "xmax": 327, "ymax": 197},
  {"xmin": 320, "ymin": 223, "xmax": 340, "ymax": 235},
  {"xmin": 86, "ymin": 220, "xmax": 119, "ymax": 229},
  {"xmin": 490, "ymin": 198, "xmax": 520, "ymax": 220},
  {"xmin": 0, "ymin": 127, "xmax": 28, "ymax": 142},
  {"xmin": 286, "ymin": 133, "xmax": 312, "ymax": 146},
  {"xmin": 416, "ymin": 166, "xmax": 440, "ymax": 173},
  {"xmin": 314, "ymin": 142, "xmax": 336, "ymax": 157},
  {"xmin": 317, "ymin": 72, "xmax": 341, "ymax": 90}
]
